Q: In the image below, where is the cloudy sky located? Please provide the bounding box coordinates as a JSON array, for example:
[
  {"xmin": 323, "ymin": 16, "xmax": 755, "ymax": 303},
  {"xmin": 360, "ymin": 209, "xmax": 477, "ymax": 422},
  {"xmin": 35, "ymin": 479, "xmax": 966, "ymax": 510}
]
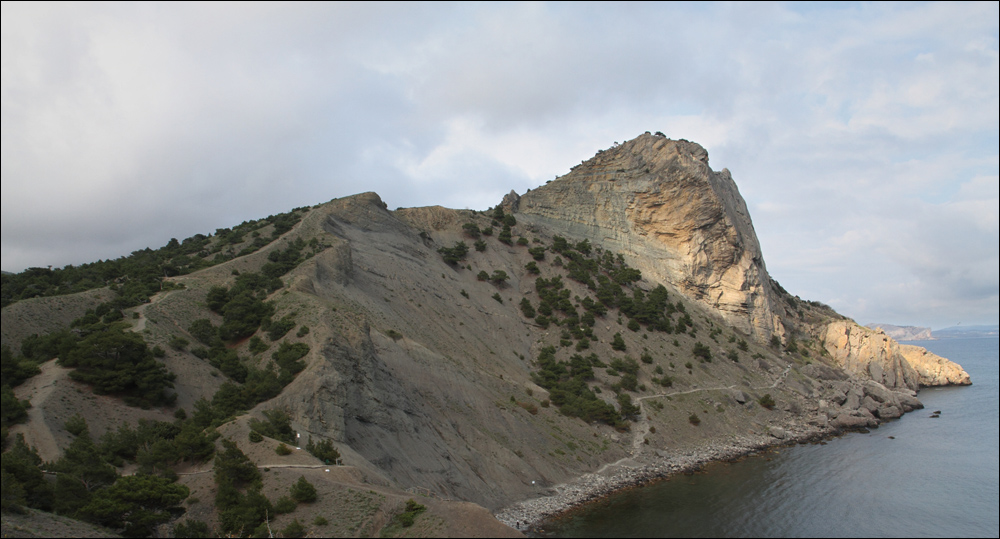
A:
[{"xmin": 2, "ymin": 2, "xmax": 997, "ymax": 330}]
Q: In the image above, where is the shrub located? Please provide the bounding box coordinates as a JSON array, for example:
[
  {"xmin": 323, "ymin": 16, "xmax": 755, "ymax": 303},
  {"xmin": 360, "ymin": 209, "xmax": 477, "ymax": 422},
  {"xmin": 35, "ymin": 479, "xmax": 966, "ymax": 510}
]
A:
[
  {"xmin": 168, "ymin": 336, "xmax": 189, "ymax": 351},
  {"xmin": 173, "ymin": 520, "xmax": 210, "ymax": 538},
  {"xmin": 274, "ymin": 495, "xmax": 296, "ymax": 514},
  {"xmin": 474, "ymin": 239, "xmax": 487, "ymax": 252},
  {"xmin": 611, "ymin": 333, "xmax": 626, "ymax": 351},
  {"xmin": 498, "ymin": 225, "xmax": 513, "ymax": 245},
  {"xmin": 290, "ymin": 475, "xmax": 317, "ymax": 503},
  {"xmin": 275, "ymin": 443, "xmax": 292, "ymax": 456},
  {"xmin": 727, "ymin": 349, "xmax": 739, "ymax": 362},
  {"xmin": 689, "ymin": 413, "xmax": 701, "ymax": 425},
  {"xmin": 248, "ymin": 336, "xmax": 269, "ymax": 355},
  {"xmin": 248, "ymin": 430, "xmax": 263, "ymax": 443},
  {"xmin": 437, "ymin": 242, "xmax": 469, "ymax": 265},
  {"xmin": 693, "ymin": 342, "xmax": 712, "ymax": 362},
  {"xmin": 249, "ymin": 409, "xmax": 295, "ymax": 444},
  {"xmin": 518, "ymin": 401, "xmax": 539, "ymax": 415},
  {"xmin": 462, "ymin": 223, "xmax": 481, "ymax": 238},
  {"xmin": 640, "ymin": 352, "xmax": 653, "ymax": 364},
  {"xmin": 267, "ymin": 314, "xmax": 296, "ymax": 341},
  {"xmin": 305, "ymin": 437, "xmax": 341, "ymax": 464},
  {"xmin": 314, "ymin": 516, "xmax": 329, "ymax": 526},
  {"xmin": 519, "ymin": 298, "xmax": 536, "ymax": 318},
  {"xmin": 64, "ymin": 414, "xmax": 88, "ymax": 437},
  {"xmin": 492, "ymin": 293, "xmax": 503, "ymax": 304},
  {"xmin": 477, "ymin": 270, "xmax": 489, "ymax": 281},
  {"xmin": 282, "ymin": 519, "xmax": 306, "ymax": 538},
  {"xmin": 490, "ymin": 270, "xmax": 509, "ymax": 286},
  {"xmin": 759, "ymin": 394, "xmax": 776, "ymax": 410}
]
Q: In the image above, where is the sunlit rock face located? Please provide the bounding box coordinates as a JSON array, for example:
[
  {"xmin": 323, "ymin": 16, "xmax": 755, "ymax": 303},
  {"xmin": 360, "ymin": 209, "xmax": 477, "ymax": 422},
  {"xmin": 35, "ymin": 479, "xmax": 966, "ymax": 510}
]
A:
[{"xmin": 517, "ymin": 133, "xmax": 784, "ymax": 343}]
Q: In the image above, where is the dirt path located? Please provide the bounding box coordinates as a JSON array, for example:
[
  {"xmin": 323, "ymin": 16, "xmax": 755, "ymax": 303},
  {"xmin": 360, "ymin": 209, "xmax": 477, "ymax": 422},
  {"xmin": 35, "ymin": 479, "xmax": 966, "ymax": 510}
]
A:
[
  {"xmin": 628, "ymin": 365, "xmax": 793, "ymax": 456},
  {"xmin": 10, "ymin": 360, "xmax": 74, "ymax": 462},
  {"xmin": 131, "ymin": 285, "xmax": 183, "ymax": 333}
]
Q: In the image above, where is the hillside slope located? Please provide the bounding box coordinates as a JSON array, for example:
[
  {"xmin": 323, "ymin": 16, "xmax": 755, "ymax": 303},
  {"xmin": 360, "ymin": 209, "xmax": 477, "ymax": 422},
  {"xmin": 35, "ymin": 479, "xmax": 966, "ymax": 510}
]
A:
[{"xmin": 2, "ymin": 133, "xmax": 970, "ymax": 535}]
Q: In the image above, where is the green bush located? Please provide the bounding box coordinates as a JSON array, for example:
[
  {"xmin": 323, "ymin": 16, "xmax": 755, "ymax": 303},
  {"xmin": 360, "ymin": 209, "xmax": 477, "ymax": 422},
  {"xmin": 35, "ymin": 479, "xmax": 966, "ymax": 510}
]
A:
[
  {"xmin": 437, "ymin": 242, "xmax": 469, "ymax": 265},
  {"xmin": 689, "ymin": 413, "xmax": 701, "ymax": 425},
  {"xmin": 248, "ymin": 336, "xmax": 269, "ymax": 355},
  {"xmin": 64, "ymin": 414, "xmax": 88, "ymax": 437},
  {"xmin": 248, "ymin": 430, "xmax": 263, "ymax": 443},
  {"xmin": 274, "ymin": 495, "xmax": 296, "ymax": 514},
  {"xmin": 267, "ymin": 314, "xmax": 296, "ymax": 341},
  {"xmin": 168, "ymin": 336, "xmax": 189, "ymax": 351},
  {"xmin": 492, "ymin": 293, "xmax": 503, "ymax": 304},
  {"xmin": 306, "ymin": 437, "xmax": 341, "ymax": 464},
  {"xmin": 282, "ymin": 519, "xmax": 307, "ymax": 538},
  {"xmin": 249, "ymin": 409, "xmax": 295, "ymax": 444},
  {"xmin": 759, "ymin": 394, "xmax": 776, "ymax": 410},
  {"xmin": 290, "ymin": 475, "xmax": 317, "ymax": 503},
  {"xmin": 693, "ymin": 342, "xmax": 712, "ymax": 362},
  {"xmin": 519, "ymin": 298, "xmax": 536, "ymax": 318},
  {"xmin": 611, "ymin": 333, "xmax": 626, "ymax": 351},
  {"xmin": 173, "ymin": 519, "xmax": 210, "ymax": 538},
  {"xmin": 462, "ymin": 223, "xmax": 481, "ymax": 238},
  {"xmin": 275, "ymin": 443, "xmax": 292, "ymax": 456},
  {"xmin": 60, "ymin": 326, "xmax": 176, "ymax": 408}
]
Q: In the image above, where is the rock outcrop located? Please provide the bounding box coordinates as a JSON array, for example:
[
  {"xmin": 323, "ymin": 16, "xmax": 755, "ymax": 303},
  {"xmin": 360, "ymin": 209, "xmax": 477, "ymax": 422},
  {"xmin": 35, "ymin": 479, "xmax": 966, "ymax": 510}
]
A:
[
  {"xmin": 516, "ymin": 133, "xmax": 784, "ymax": 343},
  {"xmin": 822, "ymin": 321, "xmax": 970, "ymax": 389},
  {"xmin": 899, "ymin": 344, "xmax": 972, "ymax": 386},
  {"xmin": 822, "ymin": 321, "xmax": 921, "ymax": 391}
]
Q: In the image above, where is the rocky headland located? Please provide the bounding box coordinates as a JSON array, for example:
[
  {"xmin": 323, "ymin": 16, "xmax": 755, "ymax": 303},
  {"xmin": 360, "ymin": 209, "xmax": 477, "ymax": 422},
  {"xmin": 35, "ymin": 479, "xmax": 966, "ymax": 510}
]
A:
[{"xmin": 2, "ymin": 133, "xmax": 972, "ymax": 536}]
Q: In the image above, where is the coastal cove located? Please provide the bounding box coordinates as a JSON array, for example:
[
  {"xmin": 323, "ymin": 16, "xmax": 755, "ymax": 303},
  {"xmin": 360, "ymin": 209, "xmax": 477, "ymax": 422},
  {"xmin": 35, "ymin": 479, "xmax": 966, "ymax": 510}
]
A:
[{"xmin": 525, "ymin": 337, "xmax": 998, "ymax": 538}]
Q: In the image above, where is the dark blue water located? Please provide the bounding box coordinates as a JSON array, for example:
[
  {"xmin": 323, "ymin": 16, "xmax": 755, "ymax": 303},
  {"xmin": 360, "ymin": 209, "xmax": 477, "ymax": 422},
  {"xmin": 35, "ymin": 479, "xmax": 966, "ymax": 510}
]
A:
[{"xmin": 543, "ymin": 338, "xmax": 999, "ymax": 538}]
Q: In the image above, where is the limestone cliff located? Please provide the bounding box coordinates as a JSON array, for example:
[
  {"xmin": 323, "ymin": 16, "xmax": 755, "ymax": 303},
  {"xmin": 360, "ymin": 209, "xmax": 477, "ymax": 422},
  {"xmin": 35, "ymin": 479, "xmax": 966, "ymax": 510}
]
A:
[
  {"xmin": 822, "ymin": 322, "xmax": 970, "ymax": 389},
  {"xmin": 516, "ymin": 133, "xmax": 784, "ymax": 343},
  {"xmin": 899, "ymin": 343, "xmax": 972, "ymax": 386}
]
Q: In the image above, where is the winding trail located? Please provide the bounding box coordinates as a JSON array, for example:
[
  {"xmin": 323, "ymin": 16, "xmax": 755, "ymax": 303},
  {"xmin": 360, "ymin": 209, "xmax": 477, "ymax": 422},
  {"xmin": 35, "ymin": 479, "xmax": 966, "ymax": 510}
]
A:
[{"xmin": 628, "ymin": 365, "xmax": 793, "ymax": 457}]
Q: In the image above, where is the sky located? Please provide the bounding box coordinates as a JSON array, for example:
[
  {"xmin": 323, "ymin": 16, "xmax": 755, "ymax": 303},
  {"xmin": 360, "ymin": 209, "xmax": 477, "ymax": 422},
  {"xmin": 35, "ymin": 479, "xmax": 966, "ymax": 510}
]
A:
[{"xmin": 2, "ymin": 2, "xmax": 997, "ymax": 330}]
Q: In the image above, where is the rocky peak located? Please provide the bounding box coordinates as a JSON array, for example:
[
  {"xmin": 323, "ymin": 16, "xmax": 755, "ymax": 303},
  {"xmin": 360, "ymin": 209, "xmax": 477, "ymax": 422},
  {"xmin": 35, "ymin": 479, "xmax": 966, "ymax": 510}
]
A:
[{"xmin": 517, "ymin": 133, "xmax": 783, "ymax": 342}]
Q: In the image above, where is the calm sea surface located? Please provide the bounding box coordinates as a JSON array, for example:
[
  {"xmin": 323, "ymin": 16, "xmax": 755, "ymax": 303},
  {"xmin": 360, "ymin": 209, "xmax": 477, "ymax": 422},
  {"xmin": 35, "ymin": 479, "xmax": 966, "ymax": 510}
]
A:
[{"xmin": 541, "ymin": 337, "xmax": 999, "ymax": 538}]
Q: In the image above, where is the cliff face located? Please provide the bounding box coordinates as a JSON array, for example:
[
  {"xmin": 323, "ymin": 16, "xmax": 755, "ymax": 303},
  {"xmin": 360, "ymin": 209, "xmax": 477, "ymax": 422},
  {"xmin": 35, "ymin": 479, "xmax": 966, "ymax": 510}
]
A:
[
  {"xmin": 516, "ymin": 134, "xmax": 784, "ymax": 343},
  {"xmin": 898, "ymin": 343, "xmax": 972, "ymax": 386},
  {"xmin": 822, "ymin": 322, "xmax": 970, "ymax": 390}
]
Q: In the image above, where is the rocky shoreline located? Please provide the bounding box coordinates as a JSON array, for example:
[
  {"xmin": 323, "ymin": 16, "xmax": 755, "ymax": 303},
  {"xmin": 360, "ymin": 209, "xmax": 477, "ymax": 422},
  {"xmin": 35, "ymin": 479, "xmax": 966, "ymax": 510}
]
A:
[{"xmin": 495, "ymin": 422, "xmax": 838, "ymax": 534}]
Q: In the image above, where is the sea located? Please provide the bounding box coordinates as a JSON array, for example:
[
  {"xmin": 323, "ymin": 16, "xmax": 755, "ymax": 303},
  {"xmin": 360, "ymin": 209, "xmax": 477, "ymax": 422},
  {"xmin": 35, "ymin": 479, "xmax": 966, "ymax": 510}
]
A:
[{"xmin": 539, "ymin": 337, "xmax": 999, "ymax": 538}]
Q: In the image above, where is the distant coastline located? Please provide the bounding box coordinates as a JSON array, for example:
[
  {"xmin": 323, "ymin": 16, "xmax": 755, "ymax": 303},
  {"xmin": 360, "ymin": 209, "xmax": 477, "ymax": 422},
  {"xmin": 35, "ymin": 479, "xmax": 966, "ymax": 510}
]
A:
[{"xmin": 866, "ymin": 323, "xmax": 999, "ymax": 341}]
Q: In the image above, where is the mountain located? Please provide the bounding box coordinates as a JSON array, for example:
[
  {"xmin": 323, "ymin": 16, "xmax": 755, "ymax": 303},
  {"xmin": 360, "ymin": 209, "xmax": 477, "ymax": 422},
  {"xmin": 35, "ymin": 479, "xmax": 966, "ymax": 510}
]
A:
[
  {"xmin": 866, "ymin": 324, "xmax": 934, "ymax": 341},
  {"xmin": 1, "ymin": 133, "xmax": 971, "ymax": 536}
]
